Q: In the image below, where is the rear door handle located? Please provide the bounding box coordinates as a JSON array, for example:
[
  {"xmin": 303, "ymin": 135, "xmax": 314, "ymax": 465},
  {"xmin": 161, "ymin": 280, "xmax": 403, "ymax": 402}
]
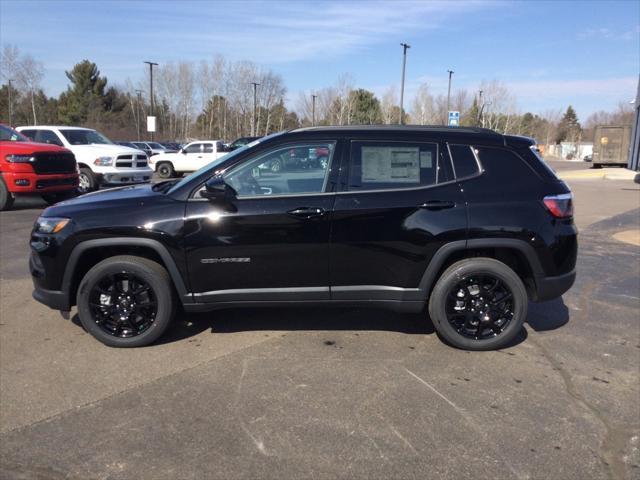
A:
[
  {"xmin": 287, "ymin": 207, "xmax": 326, "ymax": 219},
  {"xmin": 420, "ymin": 200, "xmax": 455, "ymax": 210}
]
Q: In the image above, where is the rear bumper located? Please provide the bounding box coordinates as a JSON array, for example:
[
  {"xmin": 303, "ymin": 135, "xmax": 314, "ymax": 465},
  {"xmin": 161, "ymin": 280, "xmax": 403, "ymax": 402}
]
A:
[{"xmin": 533, "ymin": 269, "xmax": 576, "ymax": 302}]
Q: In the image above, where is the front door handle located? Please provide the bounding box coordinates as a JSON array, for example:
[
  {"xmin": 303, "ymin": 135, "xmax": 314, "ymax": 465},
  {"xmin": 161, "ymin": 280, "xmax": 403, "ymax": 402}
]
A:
[
  {"xmin": 420, "ymin": 200, "xmax": 455, "ymax": 210},
  {"xmin": 287, "ymin": 207, "xmax": 326, "ymax": 219}
]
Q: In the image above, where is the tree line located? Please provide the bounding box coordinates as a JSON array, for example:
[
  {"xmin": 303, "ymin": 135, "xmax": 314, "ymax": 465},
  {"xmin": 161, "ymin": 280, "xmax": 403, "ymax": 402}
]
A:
[{"xmin": 0, "ymin": 44, "xmax": 634, "ymax": 144}]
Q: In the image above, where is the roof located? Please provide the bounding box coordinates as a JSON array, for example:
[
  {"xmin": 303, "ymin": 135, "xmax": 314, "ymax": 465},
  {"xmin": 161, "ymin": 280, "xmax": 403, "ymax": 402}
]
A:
[
  {"xmin": 292, "ymin": 124, "xmax": 503, "ymax": 137},
  {"xmin": 16, "ymin": 125, "xmax": 94, "ymax": 131}
]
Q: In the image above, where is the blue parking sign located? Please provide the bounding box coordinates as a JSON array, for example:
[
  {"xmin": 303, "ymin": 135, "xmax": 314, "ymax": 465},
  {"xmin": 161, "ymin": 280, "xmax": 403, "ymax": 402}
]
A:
[{"xmin": 448, "ymin": 111, "xmax": 460, "ymax": 127}]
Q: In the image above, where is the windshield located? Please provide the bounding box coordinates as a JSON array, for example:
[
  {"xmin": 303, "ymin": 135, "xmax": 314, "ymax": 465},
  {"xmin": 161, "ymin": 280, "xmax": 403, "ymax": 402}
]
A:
[
  {"xmin": 59, "ymin": 129, "xmax": 113, "ymax": 145},
  {"xmin": 167, "ymin": 131, "xmax": 285, "ymax": 195},
  {"xmin": 0, "ymin": 125, "xmax": 30, "ymax": 142}
]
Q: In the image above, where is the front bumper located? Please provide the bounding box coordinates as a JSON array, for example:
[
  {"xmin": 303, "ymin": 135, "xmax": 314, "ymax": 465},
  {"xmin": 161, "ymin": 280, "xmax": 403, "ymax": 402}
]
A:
[
  {"xmin": 533, "ymin": 269, "xmax": 576, "ymax": 302},
  {"xmin": 32, "ymin": 286, "xmax": 69, "ymax": 311},
  {"xmin": 100, "ymin": 169, "xmax": 153, "ymax": 185},
  {"xmin": 2, "ymin": 171, "xmax": 78, "ymax": 194}
]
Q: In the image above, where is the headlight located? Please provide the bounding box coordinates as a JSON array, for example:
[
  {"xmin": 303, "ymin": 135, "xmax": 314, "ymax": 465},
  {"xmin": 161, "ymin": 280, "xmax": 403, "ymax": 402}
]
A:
[
  {"xmin": 94, "ymin": 156, "xmax": 113, "ymax": 166},
  {"xmin": 34, "ymin": 217, "xmax": 70, "ymax": 234},
  {"xmin": 6, "ymin": 154, "xmax": 35, "ymax": 163}
]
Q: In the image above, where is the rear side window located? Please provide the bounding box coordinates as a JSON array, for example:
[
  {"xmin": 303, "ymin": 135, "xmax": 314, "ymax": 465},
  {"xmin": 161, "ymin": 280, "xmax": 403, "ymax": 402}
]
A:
[
  {"xmin": 36, "ymin": 130, "xmax": 63, "ymax": 146},
  {"xmin": 448, "ymin": 144, "xmax": 480, "ymax": 179},
  {"xmin": 475, "ymin": 147, "xmax": 538, "ymax": 181},
  {"xmin": 20, "ymin": 129, "xmax": 37, "ymax": 141},
  {"xmin": 202, "ymin": 143, "xmax": 214, "ymax": 153},
  {"xmin": 348, "ymin": 141, "xmax": 440, "ymax": 191}
]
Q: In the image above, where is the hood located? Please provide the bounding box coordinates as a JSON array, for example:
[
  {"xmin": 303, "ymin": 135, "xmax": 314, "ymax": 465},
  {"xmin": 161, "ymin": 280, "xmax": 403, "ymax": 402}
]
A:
[
  {"xmin": 68, "ymin": 144, "xmax": 146, "ymax": 156},
  {"xmin": 0, "ymin": 140, "xmax": 71, "ymax": 154},
  {"xmin": 43, "ymin": 183, "xmax": 161, "ymax": 216}
]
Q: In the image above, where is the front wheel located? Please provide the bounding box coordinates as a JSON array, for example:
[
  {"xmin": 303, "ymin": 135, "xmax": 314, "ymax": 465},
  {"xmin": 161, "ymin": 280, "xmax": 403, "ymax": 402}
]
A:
[
  {"xmin": 156, "ymin": 162, "xmax": 175, "ymax": 179},
  {"xmin": 0, "ymin": 177, "xmax": 15, "ymax": 211},
  {"xmin": 78, "ymin": 167, "xmax": 98, "ymax": 193},
  {"xmin": 76, "ymin": 256, "xmax": 176, "ymax": 347},
  {"xmin": 428, "ymin": 258, "xmax": 527, "ymax": 351}
]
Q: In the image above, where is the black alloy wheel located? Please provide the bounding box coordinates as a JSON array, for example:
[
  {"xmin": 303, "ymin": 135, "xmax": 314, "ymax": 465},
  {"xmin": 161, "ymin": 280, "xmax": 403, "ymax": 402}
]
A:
[
  {"xmin": 89, "ymin": 272, "xmax": 157, "ymax": 338},
  {"xmin": 445, "ymin": 274, "xmax": 514, "ymax": 340},
  {"xmin": 77, "ymin": 256, "xmax": 175, "ymax": 347}
]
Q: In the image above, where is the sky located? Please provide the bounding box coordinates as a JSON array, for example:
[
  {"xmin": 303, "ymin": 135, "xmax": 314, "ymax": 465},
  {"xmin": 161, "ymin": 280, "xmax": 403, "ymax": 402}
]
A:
[{"xmin": 1, "ymin": 0, "xmax": 639, "ymax": 120}]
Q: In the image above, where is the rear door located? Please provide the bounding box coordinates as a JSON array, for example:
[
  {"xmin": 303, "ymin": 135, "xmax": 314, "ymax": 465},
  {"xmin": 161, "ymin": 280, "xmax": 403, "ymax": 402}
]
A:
[{"xmin": 329, "ymin": 137, "xmax": 467, "ymax": 301}]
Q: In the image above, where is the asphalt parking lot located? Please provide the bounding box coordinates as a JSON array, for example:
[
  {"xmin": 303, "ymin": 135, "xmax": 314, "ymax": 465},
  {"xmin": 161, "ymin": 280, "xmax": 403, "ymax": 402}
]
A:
[{"xmin": 1, "ymin": 161, "xmax": 639, "ymax": 480}]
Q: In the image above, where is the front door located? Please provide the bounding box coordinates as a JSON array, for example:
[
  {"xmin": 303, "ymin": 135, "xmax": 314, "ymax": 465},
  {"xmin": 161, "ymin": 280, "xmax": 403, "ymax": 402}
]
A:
[
  {"xmin": 329, "ymin": 138, "xmax": 467, "ymax": 301},
  {"xmin": 183, "ymin": 139, "xmax": 340, "ymax": 303}
]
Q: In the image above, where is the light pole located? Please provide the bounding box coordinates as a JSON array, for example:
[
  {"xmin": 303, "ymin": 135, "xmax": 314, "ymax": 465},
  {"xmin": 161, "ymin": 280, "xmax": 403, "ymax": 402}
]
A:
[
  {"xmin": 7, "ymin": 79, "xmax": 13, "ymax": 126},
  {"xmin": 311, "ymin": 94, "xmax": 317, "ymax": 126},
  {"xmin": 251, "ymin": 82, "xmax": 260, "ymax": 136},
  {"xmin": 399, "ymin": 43, "xmax": 410, "ymax": 124},
  {"xmin": 478, "ymin": 90, "xmax": 484, "ymax": 126},
  {"xmin": 144, "ymin": 61, "xmax": 158, "ymax": 140},
  {"xmin": 135, "ymin": 89, "xmax": 144, "ymax": 141},
  {"xmin": 446, "ymin": 70, "xmax": 454, "ymax": 117}
]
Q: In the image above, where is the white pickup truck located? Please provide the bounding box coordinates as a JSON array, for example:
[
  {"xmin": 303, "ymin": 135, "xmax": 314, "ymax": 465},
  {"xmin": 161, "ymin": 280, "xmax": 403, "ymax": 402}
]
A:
[
  {"xmin": 149, "ymin": 140, "xmax": 227, "ymax": 178},
  {"xmin": 17, "ymin": 126, "xmax": 152, "ymax": 193}
]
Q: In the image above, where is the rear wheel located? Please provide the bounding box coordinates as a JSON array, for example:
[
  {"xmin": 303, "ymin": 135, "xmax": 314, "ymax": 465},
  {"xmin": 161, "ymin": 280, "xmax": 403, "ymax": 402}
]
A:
[
  {"xmin": 428, "ymin": 258, "xmax": 527, "ymax": 351},
  {"xmin": 78, "ymin": 167, "xmax": 97, "ymax": 193},
  {"xmin": 0, "ymin": 178, "xmax": 14, "ymax": 211},
  {"xmin": 76, "ymin": 256, "xmax": 175, "ymax": 347},
  {"xmin": 156, "ymin": 162, "xmax": 175, "ymax": 179}
]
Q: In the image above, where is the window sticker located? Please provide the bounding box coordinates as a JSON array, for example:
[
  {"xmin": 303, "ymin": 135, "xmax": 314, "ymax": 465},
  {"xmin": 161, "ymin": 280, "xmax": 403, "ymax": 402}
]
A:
[{"xmin": 361, "ymin": 146, "xmax": 420, "ymax": 183}]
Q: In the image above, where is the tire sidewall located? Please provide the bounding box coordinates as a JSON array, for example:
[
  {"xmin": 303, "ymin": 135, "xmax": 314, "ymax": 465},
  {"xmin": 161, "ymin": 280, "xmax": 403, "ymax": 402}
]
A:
[
  {"xmin": 157, "ymin": 162, "xmax": 174, "ymax": 179},
  {"xmin": 0, "ymin": 177, "xmax": 14, "ymax": 211},
  {"xmin": 77, "ymin": 258, "xmax": 174, "ymax": 347},
  {"xmin": 78, "ymin": 168, "xmax": 96, "ymax": 193},
  {"xmin": 428, "ymin": 259, "xmax": 528, "ymax": 351}
]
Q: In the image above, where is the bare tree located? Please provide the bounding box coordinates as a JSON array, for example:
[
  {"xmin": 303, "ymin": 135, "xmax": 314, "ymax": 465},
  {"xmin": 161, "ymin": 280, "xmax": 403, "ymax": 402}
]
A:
[
  {"xmin": 380, "ymin": 85, "xmax": 398, "ymax": 124},
  {"xmin": 411, "ymin": 83, "xmax": 435, "ymax": 125}
]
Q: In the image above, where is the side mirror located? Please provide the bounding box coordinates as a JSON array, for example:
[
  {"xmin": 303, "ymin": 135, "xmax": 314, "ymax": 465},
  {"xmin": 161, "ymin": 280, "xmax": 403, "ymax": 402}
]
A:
[{"xmin": 200, "ymin": 175, "xmax": 237, "ymax": 201}]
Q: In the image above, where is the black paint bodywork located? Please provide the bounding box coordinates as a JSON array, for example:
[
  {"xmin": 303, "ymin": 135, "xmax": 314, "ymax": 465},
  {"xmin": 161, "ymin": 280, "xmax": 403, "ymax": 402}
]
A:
[{"xmin": 30, "ymin": 126, "xmax": 577, "ymax": 313}]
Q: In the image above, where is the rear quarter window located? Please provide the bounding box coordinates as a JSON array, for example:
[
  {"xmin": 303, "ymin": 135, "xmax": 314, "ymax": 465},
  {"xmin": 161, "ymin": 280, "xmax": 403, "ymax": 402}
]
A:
[
  {"xmin": 475, "ymin": 147, "xmax": 540, "ymax": 182},
  {"xmin": 448, "ymin": 144, "xmax": 480, "ymax": 179}
]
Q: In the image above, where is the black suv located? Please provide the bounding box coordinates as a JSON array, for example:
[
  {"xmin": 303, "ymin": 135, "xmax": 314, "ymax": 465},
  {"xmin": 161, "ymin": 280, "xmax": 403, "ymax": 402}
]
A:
[{"xmin": 30, "ymin": 126, "xmax": 577, "ymax": 350}]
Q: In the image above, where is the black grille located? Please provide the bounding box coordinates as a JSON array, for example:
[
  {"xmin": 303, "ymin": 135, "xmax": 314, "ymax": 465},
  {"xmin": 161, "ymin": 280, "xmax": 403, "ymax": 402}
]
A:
[
  {"xmin": 36, "ymin": 177, "xmax": 78, "ymax": 189},
  {"xmin": 32, "ymin": 152, "xmax": 76, "ymax": 174}
]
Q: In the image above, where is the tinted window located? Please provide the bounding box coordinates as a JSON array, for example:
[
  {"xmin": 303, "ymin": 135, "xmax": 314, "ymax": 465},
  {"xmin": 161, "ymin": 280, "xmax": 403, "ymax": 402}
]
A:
[
  {"xmin": 348, "ymin": 141, "xmax": 439, "ymax": 191},
  {"xmin": 475, "ymin": 147, "xmax": 537, "ymax": 182},
  {"xmin": 0, "ymin": 125, "xmax": 30, "ymax": 142},
  {"xmin": 59, "ymin": 129, "xmax": 112, "ymax": 145},
  {"xmin": 184, "ymin": 143, "xmax": 202, "ymax": 154},
  {"xmin": 19, "ymin": 129, "xmax": 37, "ymax": 141},
  {"xmin": 224, "ymin": 142, "xmax": 335, "ymax": 197},
  {"xmin": 202, "ymin": 143, "xmax": 214, "ymax": 153},
  {"xmin": 36, "ymin": 130, "xmax": 63, "ymax": 146},
  {"xmin": 448, "ymin": 144, "xmax": 480, "ymax": 179}
]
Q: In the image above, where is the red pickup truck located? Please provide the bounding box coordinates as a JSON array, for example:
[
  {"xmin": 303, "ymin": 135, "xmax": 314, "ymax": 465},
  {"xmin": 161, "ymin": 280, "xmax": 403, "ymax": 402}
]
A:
[{"xmin": 0, "ymin": 124, "xmax": 79, "ymax": 210}]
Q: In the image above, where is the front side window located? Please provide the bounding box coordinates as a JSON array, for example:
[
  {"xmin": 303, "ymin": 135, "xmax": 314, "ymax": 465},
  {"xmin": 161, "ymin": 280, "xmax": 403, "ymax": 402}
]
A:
[
  {"xmin": 184, "ymin": 143, "xmax": 203, "ymax": 154},
  {"xmin": 224, "ymin": 142, "xmax": 335, "ymax": 197},
  {"xmin": 348, "ymin": 141, "xmax": 439, "ymax": 191},
  {"xmin": 6, "ymin": 127, "xmax": 32, "ymax": 141},
  {"xmin": 448, "ymin": 144, "xmax": 480, "ymax": 179},
  {"xmin": 59, "ymin": 129, "xmax": 113, "ymax": 145}
]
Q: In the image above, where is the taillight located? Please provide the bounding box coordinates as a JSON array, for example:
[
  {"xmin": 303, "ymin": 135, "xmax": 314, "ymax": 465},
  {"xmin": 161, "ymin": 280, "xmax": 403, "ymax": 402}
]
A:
[{"xmin": 543, "ymin": 193, "xmax": 573, "ymax": 218}]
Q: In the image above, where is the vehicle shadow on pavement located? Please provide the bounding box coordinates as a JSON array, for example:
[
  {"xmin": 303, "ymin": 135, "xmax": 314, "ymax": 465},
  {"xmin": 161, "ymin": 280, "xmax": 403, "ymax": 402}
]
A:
[
  {"xmin": 159, "ymin": 307, "xmax": 436, "ymax": 345},
  {"xmin": 526, "ymin": 297, "xmax": 570, "ymax": 332}
]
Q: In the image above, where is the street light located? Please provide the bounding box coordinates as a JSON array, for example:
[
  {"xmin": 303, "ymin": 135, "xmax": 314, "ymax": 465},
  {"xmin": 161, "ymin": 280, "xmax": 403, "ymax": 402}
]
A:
[
  {"xmin": 399, "ymin": 43, "xmax": 410, "ymax": 125},
  {"xmin": 144, "ymin": 61, "xmax": 158, "ymax": 140},
  {"xmin": 446, "ymin": 70, "xmax": 454, "ymax": 118},
  {"xmin": 311, "ymin": 94, "xmax": 317, "ymax": 126},
  {"xmin": 135, "ymin": 89, "xmax": 144, "ymax": 141},
  {"xmin": 7, "ymin": 79, "xmax": 13, "ymax": 126},
  {"xmin": 251, "ymin": 82, "xmax": 260, "ymax": 136}
]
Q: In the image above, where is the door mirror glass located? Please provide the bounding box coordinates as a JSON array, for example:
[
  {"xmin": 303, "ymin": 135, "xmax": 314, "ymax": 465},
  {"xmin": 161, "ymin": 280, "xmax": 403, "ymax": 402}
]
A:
[{"xmin": 200, "ymin": 175, "xmax": 237, "ymax": 201}]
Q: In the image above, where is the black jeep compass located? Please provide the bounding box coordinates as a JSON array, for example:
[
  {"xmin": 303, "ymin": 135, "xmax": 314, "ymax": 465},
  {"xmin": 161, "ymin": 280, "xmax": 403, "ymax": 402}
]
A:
[{"xmin": 30, "ymin": 126, "xmax": 577, "ymax": 350}]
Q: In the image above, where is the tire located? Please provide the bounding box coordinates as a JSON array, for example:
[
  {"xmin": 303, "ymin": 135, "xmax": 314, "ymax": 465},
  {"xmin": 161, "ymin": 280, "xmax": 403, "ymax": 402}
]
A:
[
  {"xmin": 156, "ymin": 162, "xmax": 175, "ymax": 179},
  {"xmin": 78, "ymin": 167, "xmax": 98, "ymax": 193},
  {"xmin": 42, "ymin": 191, "xmax": 77, "ymax": 205},
  {"xmin": 428, "ymin": 257, "xmax": 528, "ymax": 351},
  {"xmin": 76, "ymin": 255, "xmax": 176, "ymax": 347},
  {"xmin": 592, "ymin": 164, "xmax": 602, "ymax": 169},
  {"xmin": 0, "ymin": 177, "xmax": 14, "ymax": 211}
]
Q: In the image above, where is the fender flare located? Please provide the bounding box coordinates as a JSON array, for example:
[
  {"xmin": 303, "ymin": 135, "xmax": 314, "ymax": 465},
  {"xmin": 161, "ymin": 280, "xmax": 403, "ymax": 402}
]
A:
[
  {"xmin": 418, "ymin": 238, "xmax": 544, "ymax": 297},
  {"xmin": 61, "ymin": 237, "xmax": 190, "ymax": 303}
]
